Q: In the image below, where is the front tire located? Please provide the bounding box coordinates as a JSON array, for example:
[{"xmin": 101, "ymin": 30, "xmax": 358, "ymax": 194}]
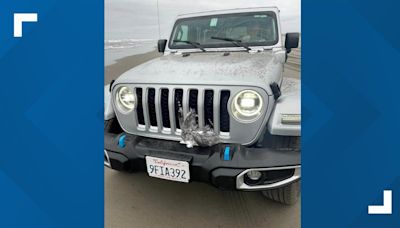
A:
[{"xmin": 262, "ymin": 181, "xmax": 300, "ymax": 205}]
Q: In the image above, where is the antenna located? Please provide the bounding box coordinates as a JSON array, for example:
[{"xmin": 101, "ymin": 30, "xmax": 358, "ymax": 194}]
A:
[{"xmin": 156, "ymin": 0, "xmax": 161, "ymax": 39}]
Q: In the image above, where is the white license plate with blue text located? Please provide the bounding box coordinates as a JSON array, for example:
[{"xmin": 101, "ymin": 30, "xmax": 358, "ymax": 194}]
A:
[{"xmin": 145, "ymin": 156, "xmax": 190, "ymax": 183}]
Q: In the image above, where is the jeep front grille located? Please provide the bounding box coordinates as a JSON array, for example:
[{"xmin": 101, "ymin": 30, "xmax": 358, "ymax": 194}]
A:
[
  {"xmin": 113, "ymin": 84, "xmax": 270, "ymax": 145},
  {"xmin": 135, "ymin": 87, "xmax": 231, "ymax": 134}
]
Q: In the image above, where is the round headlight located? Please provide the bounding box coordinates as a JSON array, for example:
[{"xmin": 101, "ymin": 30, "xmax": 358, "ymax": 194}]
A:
[
  {"xmin": 115, "ymin": 86, "xmax": 136, "ymax": 113},
  {"xmin": 231, "ymin": 90, "xmax": 263, "ymax": 122}
]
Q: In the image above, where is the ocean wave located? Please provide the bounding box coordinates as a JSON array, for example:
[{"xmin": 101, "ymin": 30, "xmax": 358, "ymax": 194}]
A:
[{"xmin": 104, "ymin": 38, "xmax": 156, "ymax": 50}]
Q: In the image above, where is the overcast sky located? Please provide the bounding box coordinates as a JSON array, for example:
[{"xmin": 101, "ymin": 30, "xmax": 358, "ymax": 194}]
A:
[{"xmin": 105, "ymin": 0, "xmax": 300, "ymax": 40}]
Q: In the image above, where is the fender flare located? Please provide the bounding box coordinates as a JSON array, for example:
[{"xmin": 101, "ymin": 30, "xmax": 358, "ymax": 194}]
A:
[
  {"xmin": 104, "ymin": 84, "xmax": 115, "ymax": 120},
  {"xmin": 267, "ymin": 78, "xmax": 301, "ymax": 136}
]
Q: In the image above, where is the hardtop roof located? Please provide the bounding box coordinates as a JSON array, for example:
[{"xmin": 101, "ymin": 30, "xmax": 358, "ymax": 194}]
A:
[{"xmin": 176, "ymin": 7, "xmax": 279, "ymax": 19}]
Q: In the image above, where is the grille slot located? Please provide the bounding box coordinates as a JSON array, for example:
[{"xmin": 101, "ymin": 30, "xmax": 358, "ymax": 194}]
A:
[
  {"xmin": 147, "ymin": 88, "xmax": 157, "ymax": 126},
  {"xmin": 189, "ymin": 89, "xmax": 199, "ymax": 124},
  {"xmin": 204, "ymin": 90, "xmax": 214, "ymax": 126},
  {"xmin": 136, "ymin": 88, "xmax": 145, "ymax": 125},
  {"xmin": 160, "ymin": 89, "xmax": 170, "ymax": 128},
  {"xmin": 220, "ymin": 90, "xmax": 230, "ymax": 132},
  {"xmin": 189, "ymin": 90, "xmax": 198, "ymax": 113},
  {"xmin": 174, "ymin": 89, "xmax": 183, "ymax": 129}
]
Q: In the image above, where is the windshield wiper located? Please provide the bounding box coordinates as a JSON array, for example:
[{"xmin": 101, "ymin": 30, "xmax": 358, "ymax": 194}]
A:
[
  {"xmin": 173, "ymin": 40, "xmax": 206, "ymax": 52},
  {"xmin": 211, "ymin": 36, "xmax": 252, "ymax": 51}
]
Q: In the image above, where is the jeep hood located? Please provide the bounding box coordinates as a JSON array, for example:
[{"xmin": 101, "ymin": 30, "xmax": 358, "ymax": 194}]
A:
[{"xmin": 115, "ymin": 51, "xmax": 283, "ymax": 95}]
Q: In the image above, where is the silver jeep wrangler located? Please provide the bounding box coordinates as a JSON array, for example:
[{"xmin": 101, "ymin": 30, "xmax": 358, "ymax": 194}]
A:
[{"xmin": 104, "ymin": 7, "xmax": 300, "ymax": 205}]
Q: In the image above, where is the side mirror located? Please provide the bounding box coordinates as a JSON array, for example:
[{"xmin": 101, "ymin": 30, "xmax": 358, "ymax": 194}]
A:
[
  {"xmin": 158, "ymin": 39, "xmax": 167, "ymax": 53},
  {"xmin": 285, "ymin": 33, "xmax": 299, "ymax": 54}
]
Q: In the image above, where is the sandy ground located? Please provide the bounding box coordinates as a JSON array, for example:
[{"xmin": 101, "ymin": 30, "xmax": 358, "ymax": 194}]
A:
[
  {"xmin": 105, "ymin": 48, "xmax": 301, "ymax": 228},
  {"xmin": 105, "ymin": 51, "xmax": 161, "ymax": 85},
  {"xmin": 105, "ymin": 169, "xmax": 300, "ymax": 228}
]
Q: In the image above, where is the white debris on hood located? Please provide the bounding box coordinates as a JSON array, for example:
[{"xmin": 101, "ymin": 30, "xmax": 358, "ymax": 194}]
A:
[{"xmin": 179, "ymin": 109, "xmax": 220, "ymax": 148}]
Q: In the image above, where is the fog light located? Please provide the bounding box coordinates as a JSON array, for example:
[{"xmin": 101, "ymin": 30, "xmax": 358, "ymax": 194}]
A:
[{"xmin": 246, "ymin": 170, "xmax": 262, "ymax": 181}]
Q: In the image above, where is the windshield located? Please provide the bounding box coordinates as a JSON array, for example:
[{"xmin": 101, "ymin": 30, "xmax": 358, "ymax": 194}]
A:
[{"xmin": 169, "ymin": 11, "xmax": 279, "ymax": 50}]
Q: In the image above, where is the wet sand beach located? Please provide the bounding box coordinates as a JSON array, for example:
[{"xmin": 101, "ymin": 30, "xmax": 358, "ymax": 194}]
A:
[{"xmin": 105, "ymin": 50, "xmax": 161, "ymax": 85}]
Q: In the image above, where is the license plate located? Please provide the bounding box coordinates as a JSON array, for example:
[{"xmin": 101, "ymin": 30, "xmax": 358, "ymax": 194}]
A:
[{"xmin": 145, "ymin": 156, "xmax": 190, "ymax": 183}]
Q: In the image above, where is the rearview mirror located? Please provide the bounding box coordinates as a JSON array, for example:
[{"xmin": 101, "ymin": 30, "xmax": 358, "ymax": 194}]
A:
[
  {"xmin": 158, "ymin": 39, "xmax": 167, "ymax": 53},
  {"xmin": 285, "ymin": 33, "xmax": 299, "ymax": 54}
]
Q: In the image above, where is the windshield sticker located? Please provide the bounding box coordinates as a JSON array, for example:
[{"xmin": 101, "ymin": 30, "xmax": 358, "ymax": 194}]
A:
[
  {"xmin": 210, "ymin": 18, "xmax": 218, "ymax": 27},
  {"xmin": 254, "ymin": 15, "xmax": 267, "ymax": 18}
]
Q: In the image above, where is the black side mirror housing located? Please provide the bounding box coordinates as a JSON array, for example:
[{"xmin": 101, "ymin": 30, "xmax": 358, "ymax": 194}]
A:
[
  {"xmin": 285, "ymin": 33, "xmax": 299, "ymax": 54},
  {"xmin": 158, "ymin": 39, "xmax": 167, "ymax": 53}
]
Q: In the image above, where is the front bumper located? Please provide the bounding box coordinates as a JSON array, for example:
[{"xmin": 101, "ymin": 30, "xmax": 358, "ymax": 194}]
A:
[{"xmin": 105, "ymin": 122, "xmax": 300, "ymax": 191}]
